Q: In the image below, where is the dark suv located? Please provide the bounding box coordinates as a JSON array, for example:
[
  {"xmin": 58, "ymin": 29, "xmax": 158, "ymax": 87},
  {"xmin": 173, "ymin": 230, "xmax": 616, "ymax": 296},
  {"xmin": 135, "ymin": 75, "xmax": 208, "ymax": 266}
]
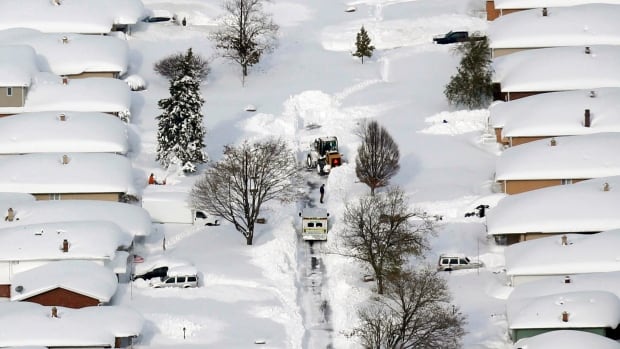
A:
[{"xmin": 433, "ymin": 31, "xmax": 484, "ymax": 44}]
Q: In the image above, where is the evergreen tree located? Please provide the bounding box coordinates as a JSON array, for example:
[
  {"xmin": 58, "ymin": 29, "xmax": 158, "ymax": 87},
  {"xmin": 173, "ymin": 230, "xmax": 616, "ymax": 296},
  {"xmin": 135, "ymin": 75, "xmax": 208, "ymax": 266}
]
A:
[
  {"xmin": 444, "ymin": 34, "xmax": 493, "ymax": 109},
  {"xmin": 353, "ymin": 26, "xmax": 375, "ymax": 64},
  {"xmin": 156, "ymin": 48, "xmax": 207, "ymax": 173}
]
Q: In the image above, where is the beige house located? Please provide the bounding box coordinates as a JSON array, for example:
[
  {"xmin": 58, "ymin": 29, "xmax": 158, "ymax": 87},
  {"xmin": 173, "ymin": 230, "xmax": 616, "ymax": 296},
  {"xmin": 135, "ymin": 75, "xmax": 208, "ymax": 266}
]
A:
[
  {"xmin": 488, "ymin": 5, "xmax": 620, "ymax": 58},
  {"xmin": 488, "ymin": 88, "xmax": 620, "ymax": 146},
  {"xmin": 492, "ymin": 45, "xmax": 620, "ymax": 102},
  {"xmin": 486, "ymin": 177, "xmax": 620, "ymax": 244},
  {"xmin": 495, "ymin": 133, "xmax": 620, "ymax": 195},
  {"xmin": 485, "ymin": 0, "xmax": 620, "ymax": 21}
]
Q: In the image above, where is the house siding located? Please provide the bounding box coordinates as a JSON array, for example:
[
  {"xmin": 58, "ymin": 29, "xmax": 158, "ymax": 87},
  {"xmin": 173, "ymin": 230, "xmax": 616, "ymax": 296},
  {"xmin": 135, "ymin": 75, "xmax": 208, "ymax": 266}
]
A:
[
  {"xmin": 0, "ymin": 284, "xmax": 10, "ymax": 298},
  {"xmin": 509, "ymin": 136, "xmax": 547, "ymax": 147},
  {"xmin": 512, "ymin": 327, "xmax": 605, "ymax": 343},
  {"xmin": 68, "ymin": 71, "xmax": 119, "ymax": 79},
  {"xmin": 505, "ymin": 91, "xmax": 549, "ymax": 101},
  {"xmin": 20, "ymin": 287, "xmax": 100, "ymax": 308},
  {"xmin": 0, "ymin": 87, "xmax": 26, "ymax": 107},
  {"xmin": 492, "ymin": 47, "xmax": 529, "ymax": 58},
  {"xmin": 33, "ymin": 193, "xmax": 121, "ymax": 202},
  {"xmin": 504, "ymin": 179, "xmax": 562, "ymax": 194}
]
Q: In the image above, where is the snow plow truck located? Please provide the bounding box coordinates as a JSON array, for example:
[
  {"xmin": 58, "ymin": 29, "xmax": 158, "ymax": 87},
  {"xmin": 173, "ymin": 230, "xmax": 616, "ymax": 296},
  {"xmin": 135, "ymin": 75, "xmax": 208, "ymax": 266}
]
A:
[{"xmin": 306, "ymin": 136, "xmax": 342, "ymax": 175}]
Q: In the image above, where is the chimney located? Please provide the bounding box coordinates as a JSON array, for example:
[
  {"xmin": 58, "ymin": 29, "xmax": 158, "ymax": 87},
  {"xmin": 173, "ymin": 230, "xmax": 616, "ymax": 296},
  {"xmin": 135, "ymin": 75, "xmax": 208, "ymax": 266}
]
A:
[
  {"xmin": 61, "ymin": 36, "xmax": 68, "ymax": 44},
  {"xmin": 564, "ymin": 275, "xmax": 571, "ymax": 284},
  {"xmin": 561, "ymin": 235, "xmax": 568, "ymax": 246},
  {"xmin": 562, "ymin": 311, "xmax": 569, "ymax": 322},
  {"xmin": 550, "ymin": 137, "xmax": 557, "ymax": 146},
  {"xmin": 604, "ymin": 182, "xmax": 610, "ymax": 191},
  {"xmin": 51, "ymin": 306, "xmax": 58, "ymax": 318},
  {"xmin": 585, "ymin": 46, "xmax": 591, "ymax": 54},
  {"xmin": 542, "ymin": 7, "xmax": 548, "ymax": 16},
  {"xmin": 62, "ymin": 77, "xmax": 68, "ymax": 85},
  {"xmin": 61, "ymin": 154, "xmax": 70, "ymax": 164},
  {"xmin": 59, "ymin": 113, "xmax": 66, "ymax": 121},
  {"xmin": 584, "ymin": 109, "xmax": 591, "ymax": 127},
  {"xmin": 590, "ymin": 90, "xmax": 597, "ymax": 98},
  {"xmin": 62, "ymin": 239, "xmax": 69, "ymax": 252}
]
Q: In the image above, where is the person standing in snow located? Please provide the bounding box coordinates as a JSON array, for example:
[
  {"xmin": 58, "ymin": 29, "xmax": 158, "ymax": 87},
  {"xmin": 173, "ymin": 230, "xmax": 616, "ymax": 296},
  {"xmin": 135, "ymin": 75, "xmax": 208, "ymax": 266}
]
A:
[
  {"xmin": 4, "ymin": 208, "xmax": 15, "ymax": 222},
  {"xmin": 320, "ymin": 184, "xmax": 325, "ymax": 204},
  {"xmin": 148, "ymin": 173, "xmax": 166, "ymax": 185}
]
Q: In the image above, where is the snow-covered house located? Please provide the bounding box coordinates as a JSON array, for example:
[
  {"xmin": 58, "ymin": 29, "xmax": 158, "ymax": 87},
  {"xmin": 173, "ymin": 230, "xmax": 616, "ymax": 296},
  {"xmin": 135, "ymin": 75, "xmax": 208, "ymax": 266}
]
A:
[
  {"xmin": 485, "ymin": 0, "xmax": 620, "ymax": 21},
  {"xmin": 0, "ymin": 152, "xmax": 136, "ymax": 201},
  {"xmin": 0, "ymin": 29, "xmax": 130, "ymax": 78},
  {"xmin": 0, "ymin": 200, "xmax": 152, "ymax": 238},
  {"xmin": 0, "ymin": 74, "xmax": 132, "ymax": 119},
  {"xmin": 513, "ymin": 330, "xmax": 620, "ymax": 349},
  {"xmin": 10, "ymin": 260, "xmax": 118, "ymax": 308},
  {"xmin": 504, "ymin": 230, "xmax": 620, "ymax": 285},
  {"xmin": 488, "ymin": 5, "xmax": 620, "ymax": 58},
  {"xmin": 0, "ymin": 45, "xmax": 38, "ymax": 113},
  {"xmin": 0, "ymin": 220, "xmax": 132, "ymax": 298},
  {"xmin": 0, "ymin": 111, "xmax": 129, "ymax": 155},
  {"xmin": 488, "ymin": 88, "xmax": 620, "ymax": 146},
  {"xmin": 486, "ymin": 176, "xmax": 620, "ymax": 244},
  {"xmin": 506, "ymin": 290, "xmax": 620, "ymax": 341},
  {"xmin": 509, "ymin": 272, "xmax": 620, "ymax": 304},
  {"xmin": 492, "ymin": 45, "xmax": 620, "ymax": 101},
  {"xmin": 0, "ymin": 302, "xmax": 144, "ymax": 348},
  {"xmin": 0, "ymin": 0, "xmax": 146, "ymax": 35},
  {"xmin": 494, "ymin": 133, "xmax": 620, "ymax": 194}
]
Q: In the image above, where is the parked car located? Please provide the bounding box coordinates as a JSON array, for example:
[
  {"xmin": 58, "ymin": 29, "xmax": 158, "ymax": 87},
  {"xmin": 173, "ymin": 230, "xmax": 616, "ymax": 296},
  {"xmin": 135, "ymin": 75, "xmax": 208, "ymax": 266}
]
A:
[
  {"xmin": 437, "ymin": 254, "xmax": 483, "ymax": 271},
  {"xmin": 432, "ymin": 31, "xmax": 484, "ymax": 44},
  {"xmin": 149, "ymin": 265, "xmax": 199, "ymax": 288},
  {"xmin": 150, "ymin": 274, "xmax": 198, "ymax": 288}
]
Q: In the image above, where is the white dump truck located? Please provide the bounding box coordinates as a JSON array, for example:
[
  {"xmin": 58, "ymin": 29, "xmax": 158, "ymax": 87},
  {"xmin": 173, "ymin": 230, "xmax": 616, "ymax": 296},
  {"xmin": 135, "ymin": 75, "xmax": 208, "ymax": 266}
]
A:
[
  {"xmin": 299, "ymin": 207, "xmax": 329, "ymax": 241},
  {"xmin": 141, "ymin": 190, "xmax": 218, "ymax": 225}
]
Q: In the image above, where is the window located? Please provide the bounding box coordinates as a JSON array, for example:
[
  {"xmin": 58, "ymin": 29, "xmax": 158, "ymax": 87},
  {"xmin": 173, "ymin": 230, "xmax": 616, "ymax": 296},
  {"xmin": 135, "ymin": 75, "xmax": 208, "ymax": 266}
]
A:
[
  {"xmin": 307, "ymin": 223, "xmax": 315, "ymax": 228},
  {"xmin": 441, "ymin": 258, "xmax": 450, "ymax": 265},
  {"xmin": 459, "ymin": 258, "xmax": 468, "ymax": 264},
  {"xmin": 49, "ymin": 193, "xmax": 61, "ymax": 200},
  {"xmin": 315, "ymin": 222, "xmax": 323, "ymax": 227},
  {"xmin": 561, "ymin": 179, "xmax": 572, "ymax": 185},
  {"xmin": 177, "ymin": 276, "xmax": 186, "ymax": 283},
  {"xmin": 188, "ymin": 276, "xmax": 197, "ymax": 282},
  {"xmin": 449, "ymin": 258, "xmax": 458, "ymax": 265},
  {"xmin": 165, "ymin": 277, "xmax": 176, "ymax": 284},
  {"xmin": 6, "ymin": 87, "xmax": 12, "ymax": 97}
]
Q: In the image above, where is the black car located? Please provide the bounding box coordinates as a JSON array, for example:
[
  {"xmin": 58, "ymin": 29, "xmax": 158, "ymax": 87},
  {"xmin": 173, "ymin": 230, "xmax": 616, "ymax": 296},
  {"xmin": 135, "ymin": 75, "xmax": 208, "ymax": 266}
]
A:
[{"xmin": 433, "ymin": 31, "xmax": 484, "ymax": 44}]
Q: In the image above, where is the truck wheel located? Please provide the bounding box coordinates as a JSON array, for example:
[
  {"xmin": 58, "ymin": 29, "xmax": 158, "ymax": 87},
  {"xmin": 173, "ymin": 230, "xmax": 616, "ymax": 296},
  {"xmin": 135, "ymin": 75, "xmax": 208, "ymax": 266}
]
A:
[{"xmin": 306, "ymin": 155, "xmax": 314, "ymax": 168}]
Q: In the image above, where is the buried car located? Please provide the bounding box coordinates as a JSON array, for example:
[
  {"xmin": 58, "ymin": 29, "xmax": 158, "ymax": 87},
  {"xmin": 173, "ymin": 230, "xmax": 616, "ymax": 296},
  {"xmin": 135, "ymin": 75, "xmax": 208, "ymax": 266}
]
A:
[
  {"xmin": 150, "ymin": 265, "xmax": 199, "ymax": 288},
  {"xmin": 437, "ymin": 254, "xmax": 483, "ymax": 271}
]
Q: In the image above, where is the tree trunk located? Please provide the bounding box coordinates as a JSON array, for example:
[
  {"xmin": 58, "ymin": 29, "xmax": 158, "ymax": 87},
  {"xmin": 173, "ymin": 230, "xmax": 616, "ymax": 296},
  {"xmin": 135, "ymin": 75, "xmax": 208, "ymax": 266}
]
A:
[
  {"xmin": 370, "ymin": 185, "xmax": 375, "ymax": 196},
  {"xmin": 362, "ymin": 56, "xmax": 364, "ymax": 64},
  {"xmin": 246, "ymin": 229, "xmax": 253, "ymax": 245},
  {"xmin": 376, "ymin": 276, "xmax": 384, "ymax": 295},
  {"xmin": 242, "ymin": 64, "xmax": 248, "ymax": 77}
]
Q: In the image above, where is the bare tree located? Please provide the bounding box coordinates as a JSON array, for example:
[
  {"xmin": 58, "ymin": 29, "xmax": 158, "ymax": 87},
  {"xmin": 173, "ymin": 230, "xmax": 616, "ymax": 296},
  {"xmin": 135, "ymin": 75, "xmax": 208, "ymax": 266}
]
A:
[
  {"xmin": 212, "ymin": 0, "xmax": 279, "ymax": 83},
  {"xmin": 356, "ymin": 120, "xmax": 400, "ymax": 196},
  {"xmin": 339, "ymin": 187, "xmax": 435, "ymax": 294},
  {"xmin": 191, "ymin": 138, "xmax": 301, "ymax": 245},
  {"xmin": 353, "ymin": 268, "xmax": 466, "ymax": 349}
]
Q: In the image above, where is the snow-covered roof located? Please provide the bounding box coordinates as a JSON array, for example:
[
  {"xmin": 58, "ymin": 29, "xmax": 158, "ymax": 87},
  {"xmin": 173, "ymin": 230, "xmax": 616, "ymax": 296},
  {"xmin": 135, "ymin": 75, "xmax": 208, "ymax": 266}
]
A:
[
  {"xmin": 5, "ymin": 74, "xmax": 132, "ymax": 115},
  {"xmin": 0, "ymin": 0, "xmax": 146, "ymax": 34},
  {"xmin": 0, "ymin": 220, "xmax": 132, "ymax": 262},
  {"xmin": 0, "ymin": 153, "xmax": 136, "ymax": 195},
  {"xmin": 504, "ymin": 230, "xmax": 620, "ymax": 276},
  {"xmin": 489, "ymin": 5, "xmax": 620, "ymax": 49},
  {"xmin": 0, "ymin": 45, "xmax": 38, "ymax": 86},
  {"xmin": 301, "ymin": 207, "xmax": 328, "ymax": 218},
  {"xmin": 495, "ymin": 133, "xmax": 620, "ymax": 180},
  {"xmin": 513, "ymin": 329, "xmax": 620, "ymax": 349},
  {"xmin": 493, "ymin": 45, "xmax": 620, "ymax": 92},
  {"xmin": 507, "ymin": 290, "xmax": 620, "ymax": 330},
  {"xmin": 0, "ymin": 111, "xmax": 129, "ymax": 154},
  {"xmin": 0, "ymin": 302, "xmax": 143, "ymax": 347},
  {"xmin": 491, "ymin": 88, "xmax": 620, "ymax": 137},
  {"xmin": 0, "ymin": 200, "xmax": 151, "ymax": 237},
  {"xmin": 494, "ymin": 0, "xmax": 620, "ymax": 10},
  {"xmin": 509, "ymin": 272, "xmax": 620, "ymax": 302},
  {"xmin": 10, "ymin": 260, "xmax": 118, "ymax": 302},
  {"xmin": 486, "ymin": 176, "xmax": 620, "ymax": 235},
  {"xmin": 0, "ymin": 29, "xmax": 129, "ymax": 76}
]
